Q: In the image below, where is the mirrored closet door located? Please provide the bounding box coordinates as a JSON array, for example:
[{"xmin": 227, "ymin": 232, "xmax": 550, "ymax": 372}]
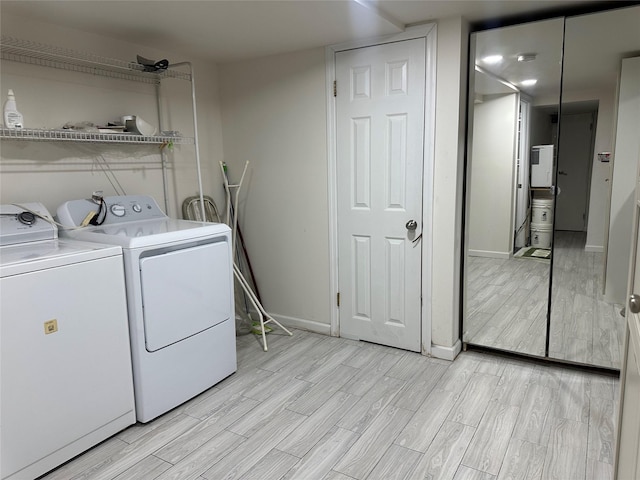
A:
[
  {"xmin": 463, "ymin": 18, "xmax": 564, "ymax": 358},
  {"xmin": 549, "ymin": 5, "xmax": 640, "ymax": 369},
  {"xmin": 463, "ymin": 5, "xmax": 640, "ymax": 370}
]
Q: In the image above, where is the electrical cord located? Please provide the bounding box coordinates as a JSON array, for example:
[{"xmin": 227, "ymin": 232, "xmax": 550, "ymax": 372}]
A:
[
  {"xmin": 88, "ymin": 196, "xmax": 107, "ymax": 226},
  {"xmin": 9, "ymin": 203, "xmax": 87, "ymax": 231}
]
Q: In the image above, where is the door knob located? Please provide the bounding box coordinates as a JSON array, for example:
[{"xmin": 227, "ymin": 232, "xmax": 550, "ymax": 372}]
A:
[
  {"xmin": 629, "ymin": 294, "xmax": 640, "ymax": 314},
  {"xmin": 406, "ymin": 220, "xmax": 418, "ymax": 231}
]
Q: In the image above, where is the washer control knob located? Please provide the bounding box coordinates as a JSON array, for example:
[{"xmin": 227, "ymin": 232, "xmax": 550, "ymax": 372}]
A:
[
  {"xmin": 110, "ymin": 204, "xmax": 126, "ymax": 217},
  {"xmin": 132, "ymin": 204, "xmax": 142, "ymax": 213},
  {"xmin": 17, "ymin": 211, "xmax": 36, "ymax": 225}
]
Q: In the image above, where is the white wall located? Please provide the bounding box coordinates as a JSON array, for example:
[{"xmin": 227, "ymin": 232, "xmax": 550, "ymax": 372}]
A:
[
  {"xmin": 467, "ymin": 93, "xmax": 518, "ymax": 258},
  {"xmin": 1, "ymin": 11, "xmax": 469, "ymax": 358},
  {"xmin": 218, "ymin": 48, "xmax": 331, "ymax": 332},
  {"xmin": 0, "ymin": 13, "xmax": 225, "ymax": 217},
  {"xmin": 218, "ymin": 17, "xmax": 469, "ymax": 357},
  {"xmin": 427, "ymin": 16, "xmax": 469, "ymax": 356}
]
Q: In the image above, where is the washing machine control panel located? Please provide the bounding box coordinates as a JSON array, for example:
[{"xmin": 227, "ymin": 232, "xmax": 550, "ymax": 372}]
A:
[
  {"xmin": 57, "ymin": 195, "xmax": 168, "ymax": 227},
  {"xmin": 0, "ymin": 203, "xmax": 58, "ymax": 246}
]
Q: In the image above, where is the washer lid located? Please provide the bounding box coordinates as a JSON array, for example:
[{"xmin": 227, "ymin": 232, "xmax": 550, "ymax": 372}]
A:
[
  {"xmin": 0, "ymin": 239, "xmax": 122, "ymax": 277},
  {"xmin": 61, "ymin": 218, "xmax": 230, "ymax": 248}
]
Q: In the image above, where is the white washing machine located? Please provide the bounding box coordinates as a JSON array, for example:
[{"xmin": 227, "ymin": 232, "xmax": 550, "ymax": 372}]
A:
[
  {"xmin": 57, "ymin": 195, "xmax": 237, "ymax": 423},
  {"xmin": 0, "ymin": 203, "xmax": 135, "ymax": 480}
]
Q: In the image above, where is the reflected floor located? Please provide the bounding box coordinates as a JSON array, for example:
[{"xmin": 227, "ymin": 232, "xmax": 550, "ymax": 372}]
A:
[
  {"xmin": 465, "ymin": 231, "xmax": 624, "ymax": 369},
  {"xmin": 465, "ymin": 250, "xmax": 549, "ymax": 357},
  {"xmin": 549, "ymin": 232, "xmax": 624, "ymax": 369}
]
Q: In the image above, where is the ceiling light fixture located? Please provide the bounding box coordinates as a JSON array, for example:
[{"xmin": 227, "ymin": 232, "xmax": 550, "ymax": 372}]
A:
[
  {"xmin": 521, "ymin": 79, "xmax": 538, "ymax": 86},
  {"xmin": 482, "ymin": 55, "xmax": 503, "ymax": 64},
  {"xmin": 517, "ymin": 53, "xmax": 537, "ymax": 62}
]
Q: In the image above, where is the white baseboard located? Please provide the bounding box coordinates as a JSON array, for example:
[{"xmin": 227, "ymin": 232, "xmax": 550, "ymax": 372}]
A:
[
  {"xmin": 266, "ymin": 315, "xmax": 463, "ymax": 362},
  {"xmin": 269, "ymin": 313, "xmax": 332, "ymax": 336},
  {"xmin": 468, "ymin": 249, "xmax": 510, "ymax": 259},
  {"xmin": 585, "ymin": 244, "xmax": 604, "ymax": 253},
  {"xmin": 430, "ymin": 339, "xmax": 462, "ymax": 361}
]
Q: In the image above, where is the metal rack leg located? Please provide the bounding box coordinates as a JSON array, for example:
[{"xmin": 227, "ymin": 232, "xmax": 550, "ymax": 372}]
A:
[{"xmin": 233, "ymin": 264, "xmax": 292, "ymax": 351}]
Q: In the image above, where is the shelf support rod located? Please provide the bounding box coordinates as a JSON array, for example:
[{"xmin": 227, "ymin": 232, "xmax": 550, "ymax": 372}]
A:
[
  {"xmin": 156, "ymin": 82, "xmax": 170, "ymax": 214},
  {"xmin": 184, "ymin": 61, "xmax": 206, "ymax": 222}
]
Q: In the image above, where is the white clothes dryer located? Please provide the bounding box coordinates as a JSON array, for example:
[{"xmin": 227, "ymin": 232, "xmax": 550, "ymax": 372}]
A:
[
  {"xmin": 0, "ymin": 203, "xmax": 135, "ymax": 480},
  {"xmin": 57, "ymin": 195, "xmax": 237, "ymax": 423}
]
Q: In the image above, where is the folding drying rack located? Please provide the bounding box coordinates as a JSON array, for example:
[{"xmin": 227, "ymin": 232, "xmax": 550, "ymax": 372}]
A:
[{"xmin": 220, "ymin": 161, "xmax": 292, "ymax": 351}]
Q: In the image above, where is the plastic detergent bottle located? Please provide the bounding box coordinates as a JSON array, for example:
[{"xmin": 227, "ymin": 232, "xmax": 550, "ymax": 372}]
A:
[{"xmin": 4, "ymin": 89, "xmax": 24, "ymax": 129}]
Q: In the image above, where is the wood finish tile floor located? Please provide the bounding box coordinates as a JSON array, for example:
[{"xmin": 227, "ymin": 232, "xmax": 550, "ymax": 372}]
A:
[
  {"xmin": 42, "ymin": 329, "xmax": 618, "ymax": 480},
  {"xmin": 465, "ymin": 231, "xmax": 624, "ymax": 369}
]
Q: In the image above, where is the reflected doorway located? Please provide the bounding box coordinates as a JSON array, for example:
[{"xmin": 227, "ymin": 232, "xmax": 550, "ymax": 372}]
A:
[{"xmin": 555, "ymin": 111, "xmax": 596, "ymax": 231}]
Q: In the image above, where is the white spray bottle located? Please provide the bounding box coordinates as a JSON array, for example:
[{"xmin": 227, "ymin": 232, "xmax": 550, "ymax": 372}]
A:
[{"xmin": 4, "ymin": 89, "xmax": 24, "ymax": 129}]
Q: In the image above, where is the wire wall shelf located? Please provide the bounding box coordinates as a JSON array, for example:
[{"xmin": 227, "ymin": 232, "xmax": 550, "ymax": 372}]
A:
[
  {"xmin": 0, "ymin": 36, "xmax": 192, "ymax": 84},
  {"xmin": 0, "ymin": 128, "xmax": 194, "ymax": 145}
]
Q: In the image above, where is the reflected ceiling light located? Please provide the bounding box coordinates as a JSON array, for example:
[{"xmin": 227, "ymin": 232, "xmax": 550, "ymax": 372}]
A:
[
  {"xmin": 482, "ymin": 55, "xmax": 503, "ymax": 64},
  {"xmin": 521, "ymin": 79, "xmax": 538, "ymax": 86},
  {"xmin": 517, "ymin": 53, "xmax": 537, "ymax": 62}
]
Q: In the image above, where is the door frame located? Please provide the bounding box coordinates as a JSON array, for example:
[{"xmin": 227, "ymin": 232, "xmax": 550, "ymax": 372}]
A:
[
  {"xmin": 325, "ymin": 24, "xmax": 437, "ymax": 355},
  {"xmin": 514, "ymin": 96, "xmax": 531, "ymax": 249}
]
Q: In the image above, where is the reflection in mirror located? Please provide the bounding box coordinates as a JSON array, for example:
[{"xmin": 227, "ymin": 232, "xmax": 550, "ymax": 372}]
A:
[
  {"xmin": 463, "ymin": 18, "xmax": 564, "ymax": 356},
  {"xmin": 549, "ymin": 5, "xmax": 640, "ymax": 369}
]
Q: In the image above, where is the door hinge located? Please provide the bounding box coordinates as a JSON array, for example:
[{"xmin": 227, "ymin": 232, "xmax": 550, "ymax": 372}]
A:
[
  {"xmin": 333, "ymin": 80, "xmax": 337, "ymax": 97},
  {"xmin": 337, "ymin": 292, "xmax": 340, "ymax": 307}
]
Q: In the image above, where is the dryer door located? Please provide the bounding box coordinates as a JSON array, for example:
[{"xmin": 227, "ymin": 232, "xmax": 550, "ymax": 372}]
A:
[{"xmin": 140, "ymin": 241, "xmax": 231, "ymax": 352}]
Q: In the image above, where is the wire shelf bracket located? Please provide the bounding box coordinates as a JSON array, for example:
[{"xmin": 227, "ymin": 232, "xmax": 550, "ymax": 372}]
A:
[
  {"xmin": 1, "ymin": 35, "xmax": 191, "ymax": 84},
  {"xmin": 0, "ymin": 127, "xmax": 193, "ymax": 145}
]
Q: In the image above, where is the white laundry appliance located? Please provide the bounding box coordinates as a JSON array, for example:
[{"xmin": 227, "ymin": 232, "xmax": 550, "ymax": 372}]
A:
[
  {"xmin": 530, "ymin": 144, "xmax": 554, "ymax": 187},
  {"xmin": 56, "ymin": 195, "xmax": 237, "ymax": 423},
  {"xmin": 0, "ymin": 203, "xmax": 135, "ymax": 480}
]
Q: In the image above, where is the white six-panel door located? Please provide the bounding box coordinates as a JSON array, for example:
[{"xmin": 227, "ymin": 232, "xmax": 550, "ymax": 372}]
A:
[{"xmin": 336, "ymin": 38, "xmax": 425, "ymax": 352}]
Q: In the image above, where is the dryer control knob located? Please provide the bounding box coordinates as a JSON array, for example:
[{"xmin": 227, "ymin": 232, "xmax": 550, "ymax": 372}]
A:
[
  {"xmin": 110, "ymin": 204, "xmax": 126, "ymax": 217},
  {"xmin": 17, "ymin": 211, "xmax": 36, "ymax": 225},
  {"xmin": 132, "ymin": 204, "xmax": 142, "ymax": 213}
]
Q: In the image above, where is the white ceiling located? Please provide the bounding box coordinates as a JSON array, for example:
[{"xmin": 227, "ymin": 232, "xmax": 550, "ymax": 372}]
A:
[
  {"xmin": 1, "ymin": 0, "xmax": 598, "ymax": 63},
  {"xmin": 563, "ymin": 6, "xmax": 640, "ymax": 93},
  {"xmin": 2, "ymin": 0, "xmax": 637, "ymax": 106}
]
